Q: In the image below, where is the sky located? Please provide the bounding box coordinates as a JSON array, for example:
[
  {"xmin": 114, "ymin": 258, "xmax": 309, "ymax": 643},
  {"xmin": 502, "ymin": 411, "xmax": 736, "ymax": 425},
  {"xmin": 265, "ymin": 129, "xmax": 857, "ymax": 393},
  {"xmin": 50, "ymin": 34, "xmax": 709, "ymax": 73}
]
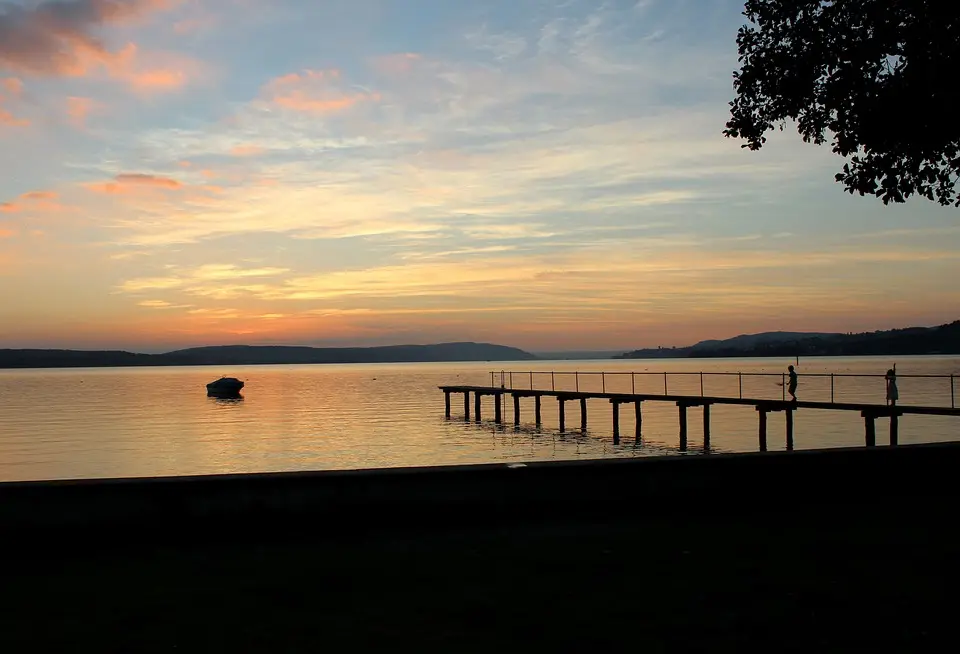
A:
[{"xmin": 1, "ymin": 0, "xmax": 958, "ymax": 353}]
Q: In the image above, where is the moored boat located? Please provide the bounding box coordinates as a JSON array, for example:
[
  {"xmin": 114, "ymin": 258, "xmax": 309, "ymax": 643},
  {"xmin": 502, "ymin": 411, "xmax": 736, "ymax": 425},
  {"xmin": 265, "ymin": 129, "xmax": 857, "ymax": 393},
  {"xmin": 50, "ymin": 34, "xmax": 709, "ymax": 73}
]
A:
[{"xmin": 206, "ymin": 376, "xmax": 244, "ymax": 396}]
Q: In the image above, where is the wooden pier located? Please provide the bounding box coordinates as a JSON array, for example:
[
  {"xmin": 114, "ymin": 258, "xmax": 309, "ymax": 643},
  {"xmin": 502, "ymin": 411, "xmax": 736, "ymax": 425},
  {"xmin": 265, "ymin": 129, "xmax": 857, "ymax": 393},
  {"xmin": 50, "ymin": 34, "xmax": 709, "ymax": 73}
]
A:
[{"xmin": 439, "ymin": 385, "xmax": 960, "ymax": 451}]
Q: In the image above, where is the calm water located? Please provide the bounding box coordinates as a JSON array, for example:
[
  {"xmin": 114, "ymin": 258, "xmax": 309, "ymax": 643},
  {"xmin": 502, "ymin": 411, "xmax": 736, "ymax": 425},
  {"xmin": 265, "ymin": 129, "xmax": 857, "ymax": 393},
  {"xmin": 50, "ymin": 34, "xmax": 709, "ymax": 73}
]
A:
[{"xmin": 0, "ymin": 356, "xmax": 958, "ymax": 482}]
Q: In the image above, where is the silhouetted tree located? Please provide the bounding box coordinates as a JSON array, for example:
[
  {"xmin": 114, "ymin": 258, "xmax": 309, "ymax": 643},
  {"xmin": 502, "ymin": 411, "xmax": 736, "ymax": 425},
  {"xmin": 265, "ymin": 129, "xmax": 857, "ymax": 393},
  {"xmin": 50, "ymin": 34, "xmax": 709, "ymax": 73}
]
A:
[{"xmin": 724, "ymin": 1, "xmax": 960, "ymax": 206}]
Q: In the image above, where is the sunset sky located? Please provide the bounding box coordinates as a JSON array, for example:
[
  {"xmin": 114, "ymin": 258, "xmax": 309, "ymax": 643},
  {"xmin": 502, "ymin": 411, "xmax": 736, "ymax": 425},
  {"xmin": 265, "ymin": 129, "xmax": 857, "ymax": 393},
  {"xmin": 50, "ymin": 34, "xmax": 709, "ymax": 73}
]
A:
[{"xmin": 1, "ymin": 0, "xmax": 958, "ymax": 353}]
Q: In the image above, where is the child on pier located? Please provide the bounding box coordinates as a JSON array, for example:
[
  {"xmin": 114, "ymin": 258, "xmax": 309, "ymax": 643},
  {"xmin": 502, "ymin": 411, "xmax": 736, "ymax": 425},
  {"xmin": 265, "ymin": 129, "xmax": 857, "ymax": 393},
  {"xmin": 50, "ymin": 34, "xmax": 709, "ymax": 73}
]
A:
[
  {"xmin": 886, "ymin": 369, "xmax": 899, "ymax": 406},
  {"xmin": 779, "ymin": 365, "xmax": 799, "ymax": 401}
]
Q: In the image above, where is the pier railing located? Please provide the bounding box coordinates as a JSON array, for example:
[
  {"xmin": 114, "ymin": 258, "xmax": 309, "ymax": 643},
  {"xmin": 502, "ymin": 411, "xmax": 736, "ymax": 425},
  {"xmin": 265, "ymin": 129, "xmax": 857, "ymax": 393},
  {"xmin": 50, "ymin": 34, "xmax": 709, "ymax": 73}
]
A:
[{"xmin": 488, "ymin": 370, "xmax": 957, "ymax": 408}]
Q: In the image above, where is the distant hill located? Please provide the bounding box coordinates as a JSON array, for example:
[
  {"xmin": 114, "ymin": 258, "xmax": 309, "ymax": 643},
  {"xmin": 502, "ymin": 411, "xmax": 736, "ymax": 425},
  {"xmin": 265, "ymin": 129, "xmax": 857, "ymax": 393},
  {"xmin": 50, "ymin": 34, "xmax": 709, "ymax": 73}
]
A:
[
  {"xmin": 0, "ymin": 342, "xmax": 537, "ymax": 369},
  {"xmin": 615, "ymin": 321, "xmax": 960, "ymax": 359},
  {"xmin": 533, "ymin": 350, "xmax": 627, "ymax": 360}
]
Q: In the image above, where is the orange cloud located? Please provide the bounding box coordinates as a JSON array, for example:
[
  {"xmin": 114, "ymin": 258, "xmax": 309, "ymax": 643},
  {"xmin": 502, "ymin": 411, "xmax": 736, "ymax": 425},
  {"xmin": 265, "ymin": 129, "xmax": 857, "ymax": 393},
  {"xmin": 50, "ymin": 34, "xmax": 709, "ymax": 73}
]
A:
[
  {"xmin": 2, "ymin": 77, "xmax": 23, "ymax": 95},
  {"xmin": 0, "ymin": 190, "xmax": 60, "ymax": 213},
  {"xmin": 0, "ymin": 106, "xmax": 28, "ymax": 127},
  {"xmin": 87, "ymin": 173, "xmax": 183, "ymax": 194},
  {"xmin": 263, "ymin": 68, "xmax": 380, "ymax": 114},
  {"xmin": 65, "ymin": 96, "xmax": 95, "ymax": 127},
  {"xmin": 230, "ymin": 144, "xmax": 264, "ymax": 157},
  {"xmin": 0, "ymin": 0, "xmax": 178, "ymax": 77},
  {"xmin": 122, "ymin": 65, "xmax": 188, "ymax": 92},
  {"xmin": 0, "ymin": 77, "xmax": 28, "ymax": 126},
  {"xmin": 22, "ymin": 191, "xmax": 58, "ymax": 201},
  {"xmin": 0, "ymin": 225, "xmax": 15, "ymax": 238}
]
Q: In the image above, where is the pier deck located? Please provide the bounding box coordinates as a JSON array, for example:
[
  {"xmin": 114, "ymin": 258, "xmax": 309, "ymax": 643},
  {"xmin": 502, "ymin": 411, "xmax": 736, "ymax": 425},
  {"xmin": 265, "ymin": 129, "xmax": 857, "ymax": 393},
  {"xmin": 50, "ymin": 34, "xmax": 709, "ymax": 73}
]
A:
[{"xmin": 440, "ymin": 385, "xmax": 960, "ymax": 450}]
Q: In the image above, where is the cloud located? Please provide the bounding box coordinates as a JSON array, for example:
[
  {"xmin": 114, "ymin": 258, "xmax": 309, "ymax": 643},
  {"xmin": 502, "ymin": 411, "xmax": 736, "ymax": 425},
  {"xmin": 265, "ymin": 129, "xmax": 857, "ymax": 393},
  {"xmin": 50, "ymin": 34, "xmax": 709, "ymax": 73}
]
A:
[
  {"xmin": 0, "ymin": 76, "xmax": 27, "ymax": 126},
  {"xmin": 0, "ymin": 225, "xmax": 15, "ymax": 238},
  {"xmin": 22, "ymin": 191, "xmax": 58, "ymax": 200},
  {"xmin": 369, "ymin": 52, "xmax": 422, "ymax": 76},
  {"xmin": 119, "ymin": 263, "xmax": 290, "ymax": 296},
  {"xmin": 0, "ymin": 0, "xmax": 177, "ymax": 77},
  {"xmin": 229, "ymin": 144, "xmax": 264, "ymax": 157},
  {"xmin": 86, "ymin": 173, "xmax": 183, "ymax": 194},
  {"xmin": 138, "ymin": 299, "xmax": 172, "ymax": 307},
  {"xmin": 66, "ymin": 96, "xmax": 96, "ymax": 127},
  {"xmin": 262, "ymin": 69, "xmax": 381, "ymax": 114},
  {"xmin": 0, "ymin": 190, "xmax": 62, "ymax": 213}
]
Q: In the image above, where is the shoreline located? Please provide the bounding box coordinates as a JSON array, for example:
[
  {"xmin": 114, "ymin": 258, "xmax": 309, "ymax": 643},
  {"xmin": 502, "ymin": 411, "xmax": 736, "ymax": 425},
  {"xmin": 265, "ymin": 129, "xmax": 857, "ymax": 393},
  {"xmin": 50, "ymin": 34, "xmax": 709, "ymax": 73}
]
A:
[{"xmin": 4, "ymin": 442, "xmax": 958, "ymax": 538}]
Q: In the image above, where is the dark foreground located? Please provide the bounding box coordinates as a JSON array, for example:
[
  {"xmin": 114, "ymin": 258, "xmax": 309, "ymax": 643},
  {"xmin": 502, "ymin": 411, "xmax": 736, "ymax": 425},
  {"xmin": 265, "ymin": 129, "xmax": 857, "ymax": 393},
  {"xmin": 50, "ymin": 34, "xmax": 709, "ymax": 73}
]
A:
[{"xmin": 2, "ymin": 445, "xmax": 958, "ymax": 652}]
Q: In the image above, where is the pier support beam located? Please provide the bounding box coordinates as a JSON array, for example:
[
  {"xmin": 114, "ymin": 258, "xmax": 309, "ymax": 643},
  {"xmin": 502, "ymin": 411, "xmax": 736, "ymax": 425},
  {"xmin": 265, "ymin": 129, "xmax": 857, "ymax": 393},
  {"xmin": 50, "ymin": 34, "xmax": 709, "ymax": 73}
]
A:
[
  {"xmin": 444, "ymin": 391, "xmax": 451, "ymax": 419},
  {"xmin": 612, "ymin": 401, "xmax": 620, "ymax": 445},
  {"xmin": 463, "ymin": 391, "xmax": 470, "ymax": 422},
  {"xmin": 890, "ymin": 412, "xmax": 899, "ymax": 446},
  {"xmin": 475, "ymin": 392, "xmax": 482, "ymax": 422},
  {"xmin": 758, "ymin": 407, "xmax": 768, "ymax": 452},
  {"xmin": 702, "ymin": 404, "xmax": 711, "ymax": 451},
  {"xmin": 558, "ymin": 399, "xmax": 566, "ymax": 432},
  {"xmin": 580, "ymin": 398, "xmax": 588, "ymax": 432},
  {"xmin": 635, "ymin": 401, "xmax": 643, "ymax": 444},
  {"xmin": 513, "ymin": 394, "xmax": 521, "ymax": 426},
  {"xmin": 494, "ymin": 393, "xmax": 502, "ymax": 424},
  {"xmin": 535, "ymin": 396, "xmax": 542, "ymax": 426},
  {"xmin": 863, "ymin": 412, "xmax": 876, "ymax": 447},
  {"xmin": 678, "ymin": 403, "xmax": 688, "ymax": 451},
  {"xmin": 785, "ymin": 408, "xmax": 794, "ymax": 451}
]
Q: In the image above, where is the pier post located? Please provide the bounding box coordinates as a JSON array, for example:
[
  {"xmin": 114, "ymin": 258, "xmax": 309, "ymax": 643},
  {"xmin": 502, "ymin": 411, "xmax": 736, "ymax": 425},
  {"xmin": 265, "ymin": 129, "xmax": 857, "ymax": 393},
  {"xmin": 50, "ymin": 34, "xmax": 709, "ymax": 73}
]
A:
[
  {"xmin": 475, "ymin": 392, "xmax": 482, "ymax": 422},
  {"xmin": 862, "ymin": 411, "xmax": 876, "ymax": 447},
  {"xmin": 580, "ymin": 397, "xmax": 587, "ymax": 431},
  {"xmin": 535, "ymin": 395, "xmax": 542, "ymax": 426},
  {"xmin": 635, "ymin": 401, "xmax": 642, "ymax": 444},
  {"xmin": 678, "ymin": 403, "xmax": 688, "ymax": 451},
  {"xmin": 612, "ymin": 401, "xmax": 620, "ymax": 444},
  {"xmin": 513, "ymin": 394, "xmax": 521, "ymax": 426},
  {"xmin": 785, "ymin": 408, "xmax": 794, "ymax": 451},
  {"xmin": 464, "ymin": 391, "xmax": 470, "ymax": 421},
  {"xmin": 702, "ymin": 404, "xmax": 711, "ymax": 451},
  {"xmin": 444, "ymin": 391, "xmax": 451, "ymax": 418},
  {"xmin": 494, "ymin": 393, "xmax": 502, "ymax": 424},
  {"xmin": 890, "ymin": 411, "xmax": 899, "ymax": 446},
  {"xmin": 558, "ymin": 399, "xmax": 566, "ymax": 432},
  {"xmin": 758, "ymin": 407, "xmax": 768, "ymax": 452}
]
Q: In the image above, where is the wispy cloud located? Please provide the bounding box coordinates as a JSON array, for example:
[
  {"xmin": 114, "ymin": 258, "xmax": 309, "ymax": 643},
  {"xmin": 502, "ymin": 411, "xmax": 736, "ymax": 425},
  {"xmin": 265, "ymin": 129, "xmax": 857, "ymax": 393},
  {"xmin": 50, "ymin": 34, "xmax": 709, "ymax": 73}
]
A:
[
  {"xmin": 2, "ymin": 0, "xmax": 958, "ymax": 350},
  {"xmin": 261, "ymin": 69, "xmax": 381, "ymax": 114}
]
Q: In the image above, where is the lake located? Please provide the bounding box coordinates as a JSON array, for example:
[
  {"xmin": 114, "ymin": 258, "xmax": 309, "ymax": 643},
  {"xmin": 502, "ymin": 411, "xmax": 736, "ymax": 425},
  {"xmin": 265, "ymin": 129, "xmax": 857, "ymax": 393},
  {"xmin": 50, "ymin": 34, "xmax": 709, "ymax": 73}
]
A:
[{"xmin": 1, "ymin": 356, "xmax": 957, "ymax": 482}]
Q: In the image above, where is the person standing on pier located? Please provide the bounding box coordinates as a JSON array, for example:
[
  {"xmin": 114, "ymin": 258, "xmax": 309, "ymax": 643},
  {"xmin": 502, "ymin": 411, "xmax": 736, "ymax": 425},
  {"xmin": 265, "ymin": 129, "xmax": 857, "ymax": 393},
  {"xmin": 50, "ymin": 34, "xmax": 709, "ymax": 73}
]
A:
[
  {"xmin": 886, "ymin": 369, "xmax": 899, "ymax": 406},
  {"xmin": 787, "ymin": 365, "xmax": 798, "ymax": 402}
]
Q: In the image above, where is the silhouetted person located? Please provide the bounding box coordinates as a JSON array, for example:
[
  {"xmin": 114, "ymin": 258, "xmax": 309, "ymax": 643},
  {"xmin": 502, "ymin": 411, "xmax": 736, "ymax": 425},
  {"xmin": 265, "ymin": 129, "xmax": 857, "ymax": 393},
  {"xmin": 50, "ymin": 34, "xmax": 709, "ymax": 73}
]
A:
[
  {"xmin": 786, "ymin": 365, "xmax": 798, "ymax": 401},
  {"xmin": 886, "ymin": 369, "xmax": 898, "ymax": 406}
]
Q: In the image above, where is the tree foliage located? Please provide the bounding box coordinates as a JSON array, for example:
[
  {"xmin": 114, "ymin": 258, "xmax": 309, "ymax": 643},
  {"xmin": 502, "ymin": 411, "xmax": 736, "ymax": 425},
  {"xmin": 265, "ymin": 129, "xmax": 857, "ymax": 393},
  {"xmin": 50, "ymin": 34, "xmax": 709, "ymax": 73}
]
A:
[{"xmin": 724, "ymin": 1, "xmax": 960, "ymax": 206}]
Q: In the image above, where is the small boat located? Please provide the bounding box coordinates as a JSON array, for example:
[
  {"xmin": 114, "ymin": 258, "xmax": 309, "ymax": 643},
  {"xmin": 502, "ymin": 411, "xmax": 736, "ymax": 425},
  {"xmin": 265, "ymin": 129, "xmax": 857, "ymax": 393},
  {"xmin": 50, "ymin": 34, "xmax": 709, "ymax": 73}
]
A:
[{"xmin": 206, "ymin": 376, "xmax": 244, "ymax": 396}]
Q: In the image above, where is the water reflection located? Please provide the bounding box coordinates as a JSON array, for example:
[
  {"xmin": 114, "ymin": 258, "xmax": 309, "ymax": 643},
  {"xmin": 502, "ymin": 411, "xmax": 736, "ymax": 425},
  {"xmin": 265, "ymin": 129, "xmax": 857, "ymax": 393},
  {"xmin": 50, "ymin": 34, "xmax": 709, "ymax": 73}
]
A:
[{"xmin": 0, "ymin": 356, "xmax": 956, "ymax": 482}]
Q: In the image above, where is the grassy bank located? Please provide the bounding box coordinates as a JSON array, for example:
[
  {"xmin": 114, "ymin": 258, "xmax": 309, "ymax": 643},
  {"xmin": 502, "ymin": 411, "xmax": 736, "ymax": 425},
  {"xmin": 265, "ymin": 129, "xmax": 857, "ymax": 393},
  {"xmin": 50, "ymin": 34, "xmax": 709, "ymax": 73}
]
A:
[{"xmin": 2, "ymin": 445, "xmax": 958, "ymax": 651}]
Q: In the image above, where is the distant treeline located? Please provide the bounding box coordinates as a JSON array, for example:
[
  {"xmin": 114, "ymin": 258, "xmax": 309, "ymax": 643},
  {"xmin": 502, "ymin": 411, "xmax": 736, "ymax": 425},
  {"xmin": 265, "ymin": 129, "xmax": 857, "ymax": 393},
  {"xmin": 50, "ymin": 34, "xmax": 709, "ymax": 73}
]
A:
[
  {"xmin": 0, "ymin": 342, "xmax": 537, "ymax": 369},
  {"xmin": 616, "ymin": 321, "xmax": 960, "ymax": 359}
]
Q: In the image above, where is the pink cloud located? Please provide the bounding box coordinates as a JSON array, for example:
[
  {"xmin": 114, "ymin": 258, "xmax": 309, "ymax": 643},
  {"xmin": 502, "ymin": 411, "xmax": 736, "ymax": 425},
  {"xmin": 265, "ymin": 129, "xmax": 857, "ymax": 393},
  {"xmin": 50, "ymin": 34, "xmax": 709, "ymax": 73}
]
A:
[
  {"xmin": 0, "ymin": 190, "xmax": 60, "ymax": 212},
  {"xmin": 263, "ymin": 68, "xmax": 380, "ymax": 114},
  {"xmin": 229, "ymin": 144, "xmax": 264, "ymax": 157},
  {"xmin": 0, "ymin": 76, "xmax": 28, "ymax": 126},
  {"xmin": 22, "ymin": 191, "xmax": 58, "ymax": 201},
  {"xmin": 66, "ymin": 96, "xmax": 96, "ymax": 127},
  {"xmin": 0, "ymin": 0, "xmax": 178, "ymax": 77},
  {"xmin": 87, "ymin": 173, "xmax": 183, "ymax": 194},
  {"xmin": 2, "ymin": 77, "xmax": 23, "ymax": 95}
]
